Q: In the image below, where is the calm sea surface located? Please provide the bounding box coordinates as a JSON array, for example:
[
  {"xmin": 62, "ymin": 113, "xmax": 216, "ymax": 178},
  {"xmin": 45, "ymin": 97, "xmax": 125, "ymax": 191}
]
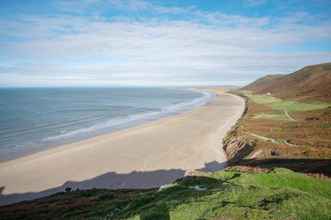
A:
[{"xmin": 0, "ymin": 87, "xmax": 212, "ymax": 161}]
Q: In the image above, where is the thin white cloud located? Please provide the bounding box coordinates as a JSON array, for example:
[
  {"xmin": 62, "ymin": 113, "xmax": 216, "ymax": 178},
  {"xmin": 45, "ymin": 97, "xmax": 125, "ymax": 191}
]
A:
[
  {"xmin": 0, "ymin": 0, "xmax": 330, "ymax": 86},
  {"xmin": 109, "ymin": 0, "xmax": 196, "ymax": 14}
]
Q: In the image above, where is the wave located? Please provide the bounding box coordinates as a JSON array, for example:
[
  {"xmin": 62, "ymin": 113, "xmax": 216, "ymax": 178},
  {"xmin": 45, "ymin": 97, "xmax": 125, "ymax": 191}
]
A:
[{"xmin": 43, "ymin": 90, "xmax": 214, "ymax": 143}]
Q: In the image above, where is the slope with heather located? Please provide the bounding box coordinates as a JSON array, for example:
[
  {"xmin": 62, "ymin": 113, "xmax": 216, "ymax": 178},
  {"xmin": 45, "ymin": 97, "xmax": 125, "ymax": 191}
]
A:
[
  {"xmin": 0, "ymin": 168, "xmax": 330, "ymax": 220},
  {"xmin": 243, "ymin": 63, "xmax": 331, "ymax": 101},
  {"xmin": 222, "ymin": 63, "xmax": 331, "ymax": 180}
]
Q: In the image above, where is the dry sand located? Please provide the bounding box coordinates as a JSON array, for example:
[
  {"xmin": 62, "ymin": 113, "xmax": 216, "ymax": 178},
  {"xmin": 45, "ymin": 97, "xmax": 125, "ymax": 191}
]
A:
[{"xmin": 0, "ymin": 90, "xmax": 245, "ymax": 205}]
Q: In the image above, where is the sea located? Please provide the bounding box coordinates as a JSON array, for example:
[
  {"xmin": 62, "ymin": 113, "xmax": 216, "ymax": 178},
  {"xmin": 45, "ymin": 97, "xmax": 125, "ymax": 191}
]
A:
[{"xmin": 0, "ymin": 87, "xmax": 213, "ymax": 161}]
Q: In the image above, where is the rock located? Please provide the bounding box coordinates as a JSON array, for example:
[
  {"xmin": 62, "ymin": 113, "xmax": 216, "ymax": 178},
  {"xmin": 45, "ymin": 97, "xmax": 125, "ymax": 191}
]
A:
[{"xmin": 223, "ymin": 137, "xmax": 255, "ymax": 163}]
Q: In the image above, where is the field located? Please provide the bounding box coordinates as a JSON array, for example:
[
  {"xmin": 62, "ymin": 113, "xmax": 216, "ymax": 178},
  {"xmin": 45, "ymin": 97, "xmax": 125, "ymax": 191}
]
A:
[
  {"xmin": 1, "ymin": 168, "xmax": 331, "ymax": 220},
  {"xmin": 224, "ymin": 90, "xmax": 331, "ymax": 175},
  {"xmin": 243, "ymin": 90, "xmax": 331, "ymax": 113}
]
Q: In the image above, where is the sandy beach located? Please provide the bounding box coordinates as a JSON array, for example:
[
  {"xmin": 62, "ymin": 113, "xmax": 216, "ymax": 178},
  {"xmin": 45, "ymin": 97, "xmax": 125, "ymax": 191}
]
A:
[{"xmin": 0, "ymin": 89, "xmax": 245, "ymax": 205}]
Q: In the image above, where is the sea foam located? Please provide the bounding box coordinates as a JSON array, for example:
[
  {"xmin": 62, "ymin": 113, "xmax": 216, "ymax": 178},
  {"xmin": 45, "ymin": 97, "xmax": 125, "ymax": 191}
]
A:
[{"xmin": 43, "ymin": 90, "xmax": 214, "ymax": 142}]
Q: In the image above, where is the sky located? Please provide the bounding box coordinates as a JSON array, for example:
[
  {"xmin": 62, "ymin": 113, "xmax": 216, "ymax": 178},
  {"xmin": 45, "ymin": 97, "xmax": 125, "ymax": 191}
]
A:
[{"xmin": 0, "ymin": 0, "xmax": 331, "ymax": 87}]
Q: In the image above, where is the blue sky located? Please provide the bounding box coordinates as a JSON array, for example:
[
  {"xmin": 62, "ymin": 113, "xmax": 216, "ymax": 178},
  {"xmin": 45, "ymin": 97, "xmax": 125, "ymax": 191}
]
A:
[{"xmin": 0, "ymin": 0, "xmax": 331, "ymax": 86}]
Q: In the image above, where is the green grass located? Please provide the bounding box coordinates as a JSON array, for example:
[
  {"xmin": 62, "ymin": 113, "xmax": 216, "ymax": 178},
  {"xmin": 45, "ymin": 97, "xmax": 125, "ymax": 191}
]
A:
[
  {"xmin": 2, "ymin": 169, "xmax": 331, "ymax": 220},
  {"xmin": 122, "ymin": 169, "xmax": 331, "ymax": 220},
  {"xmin": 321, "ymin": 123, "xmax": 331, "ymax": 129},
  {"xmin": 248, "ymin": 94, "xmax": 281, "ymax": 105},
  {"xmin": 253, "ymin": 113, "xmax": 288, "ymax": 121},
  {"xmin": 270, "ymin": 100, "xmax": 331, "ymax": 112},
  {"xmin": 241, "ymin": 91, "xmax": 331, "ymax": 112}
]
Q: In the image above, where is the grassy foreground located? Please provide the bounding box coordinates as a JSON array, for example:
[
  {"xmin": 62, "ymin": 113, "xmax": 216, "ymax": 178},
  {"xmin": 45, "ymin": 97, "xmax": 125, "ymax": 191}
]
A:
[{"xmin": 1, "ymin": 168, "xmax": 331, "ymax": 220}]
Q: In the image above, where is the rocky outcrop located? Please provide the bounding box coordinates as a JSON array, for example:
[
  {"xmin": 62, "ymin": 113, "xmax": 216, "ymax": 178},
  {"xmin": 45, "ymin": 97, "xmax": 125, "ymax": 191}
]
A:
[
  {"xmin": 222, "ymin": 92, "xmax": 253, "ymax": 163},
  {"xmin": 223, "ymin": 136, "xmax": 255, "ymax": 163}
]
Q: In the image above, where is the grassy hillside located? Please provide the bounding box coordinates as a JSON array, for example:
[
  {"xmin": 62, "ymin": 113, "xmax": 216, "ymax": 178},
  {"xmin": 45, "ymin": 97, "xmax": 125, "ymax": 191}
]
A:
[
  {"xmin": 1, "ymin": 168, "xmax": 331, "ymax": 220},
  {"xmin": 243, "ymin": 63, "xmax": 331, "ymax": 101},
  {"xmin": 233, "ymin": 64, "xmax": 331, "ymax": 169},
  {"xmin": 224, "ymin": 90, "xmax": 331, "ymax": 172},
  {"xmin": 241, "ymin": 74, "xmax": 284, "ymax": 94}
]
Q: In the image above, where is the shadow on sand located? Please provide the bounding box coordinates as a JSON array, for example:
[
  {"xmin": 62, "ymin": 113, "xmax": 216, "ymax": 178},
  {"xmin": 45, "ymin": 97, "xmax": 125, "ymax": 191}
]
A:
[
  {"xmin": 0, "ymin": 160, "xmax": 227, "ymax": 206},
  {"xmin": 2, "ymin": 158, "xmax": 331, "ymax": 207}
]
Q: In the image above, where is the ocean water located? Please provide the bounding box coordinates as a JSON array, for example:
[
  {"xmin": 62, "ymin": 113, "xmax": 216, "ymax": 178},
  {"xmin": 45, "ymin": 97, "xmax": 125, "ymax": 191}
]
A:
[{"xmin": 0, "ymin": 87, "xmax": 213, "ymax": 161}]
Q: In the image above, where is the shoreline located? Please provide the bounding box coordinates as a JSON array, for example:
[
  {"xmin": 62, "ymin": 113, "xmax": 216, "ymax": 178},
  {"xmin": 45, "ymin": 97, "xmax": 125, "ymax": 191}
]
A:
[
  {"xmin": 0, "ymin": 89, "xmax": 245, "ymax": 205},
  {"xmin": 0, "ymin": 88, "xmax": 213, "ymax": 163},
  {"xmin": 0, "ymin": 89, "xmax": 213, "ymax": 164}
]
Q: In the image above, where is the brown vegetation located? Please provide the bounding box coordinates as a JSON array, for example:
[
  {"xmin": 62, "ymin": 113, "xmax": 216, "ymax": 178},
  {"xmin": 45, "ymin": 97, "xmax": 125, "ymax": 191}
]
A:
[
  {"xmin": 243, "ymin": 63, "xmax": 331, "ymax": 101},
  {"xmin": 223, "ymin": 92, "xmax": 331, "ymax": 176},
  {"xmin": 224, "ymin": 63, "xmax": 331, "ymax": 176}
]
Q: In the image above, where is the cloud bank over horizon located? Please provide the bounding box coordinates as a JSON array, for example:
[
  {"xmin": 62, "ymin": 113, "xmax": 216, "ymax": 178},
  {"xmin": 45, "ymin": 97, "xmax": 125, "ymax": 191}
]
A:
[{"xmin": 0, "ymin": 0, "xmax": 331, "ymax": 86}]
